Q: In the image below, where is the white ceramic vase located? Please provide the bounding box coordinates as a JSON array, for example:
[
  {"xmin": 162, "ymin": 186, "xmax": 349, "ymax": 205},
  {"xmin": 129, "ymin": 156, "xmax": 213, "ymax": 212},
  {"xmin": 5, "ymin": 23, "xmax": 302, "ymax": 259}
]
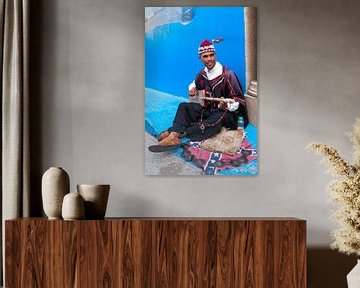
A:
[
  {"xmin": 62, "ymin": 192, "xmax": 85, "ymax": 220},
  {"xmin": 347, "ymin": 259, "xmax": 360, "ymax": 288},
  {"xmin": 77, "ymin": 184, "xmax": 110, "ymax": 219},
  {"xmin": 42, "ymin": 167, "xmax": 70, "ymax": 219}
]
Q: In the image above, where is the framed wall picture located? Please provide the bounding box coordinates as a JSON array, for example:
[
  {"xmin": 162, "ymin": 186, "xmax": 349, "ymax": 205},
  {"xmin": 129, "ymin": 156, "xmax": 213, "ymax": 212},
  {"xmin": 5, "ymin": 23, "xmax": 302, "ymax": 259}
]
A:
[{"xmin": 145, "ymin": 7, "xmax": 257, "ymax": 175}]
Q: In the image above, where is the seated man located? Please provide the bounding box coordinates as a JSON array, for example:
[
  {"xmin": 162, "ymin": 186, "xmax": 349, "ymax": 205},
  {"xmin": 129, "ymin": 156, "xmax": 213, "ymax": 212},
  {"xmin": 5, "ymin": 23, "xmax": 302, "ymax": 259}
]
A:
[{"xmin": 158, "ymin": 39, "xmax": 248, "ymax": 145}]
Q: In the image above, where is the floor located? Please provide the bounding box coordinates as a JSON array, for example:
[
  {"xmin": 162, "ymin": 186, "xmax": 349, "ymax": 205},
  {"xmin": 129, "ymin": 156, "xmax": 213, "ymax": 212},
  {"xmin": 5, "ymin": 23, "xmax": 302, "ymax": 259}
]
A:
[{"xmin": 144, "ymin": 132, "xmax": 202, "ymax": 175}]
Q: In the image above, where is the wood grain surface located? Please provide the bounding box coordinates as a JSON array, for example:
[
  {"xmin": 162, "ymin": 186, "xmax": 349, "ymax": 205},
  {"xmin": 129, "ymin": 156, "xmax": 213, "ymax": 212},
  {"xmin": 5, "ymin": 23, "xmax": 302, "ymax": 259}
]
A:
[{"xmin": 5, "ymin": 218, "xmax": 306, "ymax": 287}]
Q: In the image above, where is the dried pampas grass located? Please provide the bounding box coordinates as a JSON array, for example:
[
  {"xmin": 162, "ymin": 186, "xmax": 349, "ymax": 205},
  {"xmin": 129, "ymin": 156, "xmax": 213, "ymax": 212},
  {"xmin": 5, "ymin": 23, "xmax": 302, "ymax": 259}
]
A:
[{"xmin": 308, "ymin": 118, "xmax": 360, "ymax": 256}]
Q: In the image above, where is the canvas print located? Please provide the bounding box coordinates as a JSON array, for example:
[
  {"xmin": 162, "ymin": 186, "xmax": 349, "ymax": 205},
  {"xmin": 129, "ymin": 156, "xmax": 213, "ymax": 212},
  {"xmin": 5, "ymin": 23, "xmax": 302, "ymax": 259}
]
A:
[{"xmin": 145, "ymin": 7, "xmax": 258, "ymax": 175}]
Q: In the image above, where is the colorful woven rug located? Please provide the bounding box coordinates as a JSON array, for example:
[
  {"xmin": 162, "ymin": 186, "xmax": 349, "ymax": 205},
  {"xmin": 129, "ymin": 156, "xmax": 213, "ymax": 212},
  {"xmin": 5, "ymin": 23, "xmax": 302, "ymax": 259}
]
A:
[{"xmin": 180, "ymin": 137, "xmax": 257, "ymax": 175}]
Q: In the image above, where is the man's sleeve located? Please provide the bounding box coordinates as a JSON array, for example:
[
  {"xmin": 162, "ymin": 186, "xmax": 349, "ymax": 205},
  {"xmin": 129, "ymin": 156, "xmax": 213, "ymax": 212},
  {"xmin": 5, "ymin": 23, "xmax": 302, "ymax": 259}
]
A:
[
  {"xmin": 188, "ymin": 81, "xmax": 196, "ymax": 91},
  {"xmin": 225, "ymin": 70, "xmax": 245, "ymax": 106},
  {"xmin": 194, "ymin": 72, "xmax": 206, "ymax": 90}
]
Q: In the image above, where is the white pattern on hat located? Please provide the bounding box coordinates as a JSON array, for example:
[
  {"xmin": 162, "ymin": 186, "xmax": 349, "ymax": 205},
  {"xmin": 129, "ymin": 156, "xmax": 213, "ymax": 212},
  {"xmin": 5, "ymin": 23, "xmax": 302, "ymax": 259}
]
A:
[{"xmin": 198, "ymin": 39, "xmax": 215, "ymax": 54}]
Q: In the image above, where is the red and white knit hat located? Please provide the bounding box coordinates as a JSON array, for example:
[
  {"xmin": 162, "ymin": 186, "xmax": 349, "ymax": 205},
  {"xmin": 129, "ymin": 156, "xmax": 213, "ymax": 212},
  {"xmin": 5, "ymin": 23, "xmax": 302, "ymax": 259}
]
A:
[{"xmin": 198, "ymin": 39, "xmax": 215, "ymax": 54}]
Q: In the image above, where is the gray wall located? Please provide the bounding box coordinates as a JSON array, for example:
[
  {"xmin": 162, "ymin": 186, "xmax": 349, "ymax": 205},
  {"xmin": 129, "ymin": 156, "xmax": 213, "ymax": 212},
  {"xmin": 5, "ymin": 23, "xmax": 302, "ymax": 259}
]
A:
[{"xmin": 30, "ymin": 0, "xmax": 360, "ymax": 286}]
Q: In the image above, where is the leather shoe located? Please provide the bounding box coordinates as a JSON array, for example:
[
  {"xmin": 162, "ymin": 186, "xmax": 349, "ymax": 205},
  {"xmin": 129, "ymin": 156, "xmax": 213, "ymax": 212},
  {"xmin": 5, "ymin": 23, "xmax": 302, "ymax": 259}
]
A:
[
  {"xmin": 158, "ymin": 130, "xmax": 170, "ymax": 141},
  {"xmin": 158, "ymin": 135, "xmax": 181, "ymax": 146}
]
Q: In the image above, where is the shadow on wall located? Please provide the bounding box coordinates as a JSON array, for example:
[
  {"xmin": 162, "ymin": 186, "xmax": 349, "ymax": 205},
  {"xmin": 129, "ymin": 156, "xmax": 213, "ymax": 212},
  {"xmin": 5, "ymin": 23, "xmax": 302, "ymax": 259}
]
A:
[{"xmin": 308, "ymin": 248, "xmax": 357, "ymax": 288}]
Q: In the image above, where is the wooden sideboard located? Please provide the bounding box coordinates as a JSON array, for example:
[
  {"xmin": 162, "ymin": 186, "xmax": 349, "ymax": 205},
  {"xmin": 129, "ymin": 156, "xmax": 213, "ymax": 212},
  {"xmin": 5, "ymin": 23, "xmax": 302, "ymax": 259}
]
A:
[{"xmin": 5, "ymin": 218, "xmax": 306, "ymax": 287}]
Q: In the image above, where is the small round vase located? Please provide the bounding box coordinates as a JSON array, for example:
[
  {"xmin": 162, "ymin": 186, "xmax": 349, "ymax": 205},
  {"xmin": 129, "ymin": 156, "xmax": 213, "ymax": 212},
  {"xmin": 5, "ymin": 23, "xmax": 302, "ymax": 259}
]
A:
[
  {"xmin": 77, "ymin": 184, "xmax": 110, "ymax": 219},
  {"xmin": 62, "ymin": 192, "xmax": 85, "ymax": 220},
  {"xmin": 42, "ymin": 167, "xmax": 70, "ymax": 219}
]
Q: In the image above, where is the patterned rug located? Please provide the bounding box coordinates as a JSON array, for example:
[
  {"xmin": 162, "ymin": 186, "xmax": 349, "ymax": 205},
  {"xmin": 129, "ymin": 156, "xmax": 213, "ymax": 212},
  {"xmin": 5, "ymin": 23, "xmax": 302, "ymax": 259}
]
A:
[{"xmin": 180, "ymin": 136, "xmax": 257, "ymax": 175}]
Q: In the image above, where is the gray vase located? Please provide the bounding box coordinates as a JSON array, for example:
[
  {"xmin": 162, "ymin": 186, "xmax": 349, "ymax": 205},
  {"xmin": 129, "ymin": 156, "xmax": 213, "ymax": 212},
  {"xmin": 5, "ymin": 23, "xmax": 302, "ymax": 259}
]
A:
[
  {"xmin": 77, "ymin": 184, "xmax": 110, "ymax": 219},
  {"xmin": 42, "ymin": 167, "xmax": 70, "ymax": 219},
  {"xmin": 62, "ymin": 192, "xmax": 85, "ymax": 220}
]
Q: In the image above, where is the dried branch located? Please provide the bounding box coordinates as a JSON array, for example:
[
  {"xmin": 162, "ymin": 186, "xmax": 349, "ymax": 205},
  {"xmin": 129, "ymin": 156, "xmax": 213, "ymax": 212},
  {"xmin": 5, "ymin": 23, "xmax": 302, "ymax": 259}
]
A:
[
  {"xmin": 307, "ymin": 143, "xmax": 356, "ymax": 176},
  {"xmin": 308, "ymin": 118, "xmax": 360, "ymax": 256}
]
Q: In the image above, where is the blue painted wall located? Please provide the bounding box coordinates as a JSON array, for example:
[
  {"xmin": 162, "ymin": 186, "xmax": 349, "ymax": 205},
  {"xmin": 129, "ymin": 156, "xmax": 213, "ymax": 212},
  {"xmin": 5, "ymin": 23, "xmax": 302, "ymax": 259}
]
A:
[{"xmin": 145, "ymin": 7, "xmax": 246, "ymax": 99}]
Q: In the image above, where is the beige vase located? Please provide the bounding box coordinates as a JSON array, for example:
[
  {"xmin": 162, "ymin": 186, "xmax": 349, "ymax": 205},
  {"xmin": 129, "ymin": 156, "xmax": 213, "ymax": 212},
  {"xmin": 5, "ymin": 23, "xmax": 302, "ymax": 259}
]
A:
[
  {"xmin": 62, "ymin": 192, "xmax": 85, "ymax": 220},
  {"xmin": 42, "ymin": 167, "xmax": 70, "ymax": 219},
  {"xmin": 77, "ymin": 184, "xmax": 110, "ymax": 219}
]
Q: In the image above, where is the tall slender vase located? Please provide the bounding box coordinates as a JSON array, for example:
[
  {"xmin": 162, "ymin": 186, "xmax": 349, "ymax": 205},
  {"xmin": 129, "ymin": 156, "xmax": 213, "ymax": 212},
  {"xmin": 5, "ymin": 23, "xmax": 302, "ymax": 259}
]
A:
[
  {"xmin": 42, "ymin": 167, "xmax": 70, "ymax": 219},
  {"xmin": 347, "ymin": 259, "xmax": 360, "ymax": 288}
]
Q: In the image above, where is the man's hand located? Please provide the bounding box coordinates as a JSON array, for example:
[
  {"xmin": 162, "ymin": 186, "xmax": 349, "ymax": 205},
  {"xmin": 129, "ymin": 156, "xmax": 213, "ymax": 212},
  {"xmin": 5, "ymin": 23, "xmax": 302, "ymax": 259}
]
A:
[
  {"xmin": 218, "ymin": 97, "xmax": 228, "ymax": 110},
  {"xmin": 188, "ymin": 87, "xmax": 197, "ymax": 97}
]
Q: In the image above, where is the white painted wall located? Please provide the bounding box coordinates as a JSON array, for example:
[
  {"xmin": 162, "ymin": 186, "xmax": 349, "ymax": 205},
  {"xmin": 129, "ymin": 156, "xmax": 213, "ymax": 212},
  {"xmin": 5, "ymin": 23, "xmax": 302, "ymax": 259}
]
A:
[{"xmin": 33, "ymin": 0, "xmax": 360, "ymax": 248}]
